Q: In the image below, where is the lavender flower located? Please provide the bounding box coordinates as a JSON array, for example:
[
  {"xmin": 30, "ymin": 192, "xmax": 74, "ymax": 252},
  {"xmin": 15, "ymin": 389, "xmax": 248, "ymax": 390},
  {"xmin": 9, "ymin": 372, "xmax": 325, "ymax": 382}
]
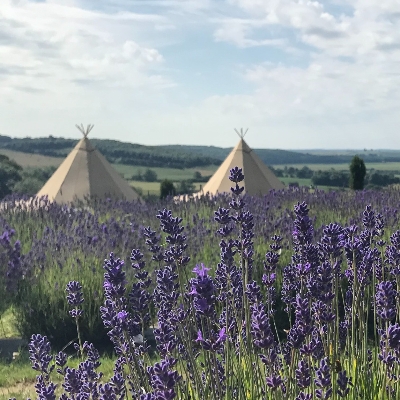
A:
[
  {"xmin": 296, "ymin": 360, "xmax": 311, "ymax": 389},
  {"xmin": 66, "ymin": 281, "xmax": 84, "ymax": 318},
  {"xmin": 337, "ymin": 370, "xmax": 352, "ymax": 397},
  {"xmin": 29, "ymin": 334, "xmax": 54, "ymax": 377},
  {"xmin": 376, "ymin": 281, "xmax": 396, "ymax": 321},
  {"xmin": 315, "ymin": 357, "xmax": 332, "ymax": 399}
]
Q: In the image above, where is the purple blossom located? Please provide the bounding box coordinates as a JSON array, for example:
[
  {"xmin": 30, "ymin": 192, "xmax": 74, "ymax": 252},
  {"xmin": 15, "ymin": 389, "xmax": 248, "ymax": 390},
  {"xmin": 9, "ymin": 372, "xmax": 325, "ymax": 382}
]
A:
[{"xmin": 376, "ymin": 281, "xmax": 396, "ymax": 321}]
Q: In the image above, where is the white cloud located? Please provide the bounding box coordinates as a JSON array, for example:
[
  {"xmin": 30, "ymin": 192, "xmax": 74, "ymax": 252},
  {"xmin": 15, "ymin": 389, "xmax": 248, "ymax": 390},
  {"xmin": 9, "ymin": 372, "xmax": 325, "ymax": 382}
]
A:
[
  {"xmin": 0, "ymin": 0, "xmax": 170, "ymax": 99},
  {"xmin": 2, "ymin": 0, "xmax": 400, "ymax": 149}
]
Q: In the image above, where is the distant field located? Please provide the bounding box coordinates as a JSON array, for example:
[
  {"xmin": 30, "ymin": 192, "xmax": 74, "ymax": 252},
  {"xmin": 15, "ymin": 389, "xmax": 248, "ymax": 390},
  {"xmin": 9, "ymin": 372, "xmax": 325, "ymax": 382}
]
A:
[
  {"xmin": 273, "ymin": 162, "xmax": 400, "ymax": 172},
  {"xmin": 0, "ymin": 149, "xmax": 217, "ymax": 181},
  {"xmin": 115, "ymin": 164, "xmax": 216, "ymax": 181},
  {"xmin": 0, "ymin": 149, "xmax": 63, "ymax": 168},
  {"xmin": 4, "ymin": 147, "xmax": 400, "ymax": 188},
  {"xmin": 280, "ymin": 177, "xmax": 312, "ymax": 186}
]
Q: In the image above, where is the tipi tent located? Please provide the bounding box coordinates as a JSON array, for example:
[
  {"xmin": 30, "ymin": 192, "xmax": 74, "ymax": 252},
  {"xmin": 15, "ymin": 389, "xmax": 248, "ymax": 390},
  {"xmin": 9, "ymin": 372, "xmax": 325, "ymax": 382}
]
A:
[
  {"xmin": 36, "ymin": 124, "xmax": 141, "ymax": 203},
  {"xmin": 200, "ymin": 129, "xmax": 284, "ymax": 196}
]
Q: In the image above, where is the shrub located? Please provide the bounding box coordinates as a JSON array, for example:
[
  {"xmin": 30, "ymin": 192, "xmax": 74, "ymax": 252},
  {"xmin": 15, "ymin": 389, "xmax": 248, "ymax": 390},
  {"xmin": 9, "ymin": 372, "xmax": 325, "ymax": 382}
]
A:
[
  {"xmin": 349, "ymin": 155, "xmax": 366, "ymax": 190},
  {"xmin": 160, "ymin": 179, "xmax": 176, "ymax": 199}
]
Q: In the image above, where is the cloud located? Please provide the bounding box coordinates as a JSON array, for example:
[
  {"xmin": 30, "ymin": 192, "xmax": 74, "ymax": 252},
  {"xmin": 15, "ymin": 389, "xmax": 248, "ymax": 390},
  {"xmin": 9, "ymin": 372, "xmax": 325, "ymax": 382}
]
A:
[
  {"xmin": 2, "ymin": 0, "xmax": 400, "ymax": 149},
  {"xmin": 0, "ymin": 0, "xmax": 170, "ymax": 98},
  {"xmin": 213, "ymin": 19, "xmax": 289, "ymax": 48}
]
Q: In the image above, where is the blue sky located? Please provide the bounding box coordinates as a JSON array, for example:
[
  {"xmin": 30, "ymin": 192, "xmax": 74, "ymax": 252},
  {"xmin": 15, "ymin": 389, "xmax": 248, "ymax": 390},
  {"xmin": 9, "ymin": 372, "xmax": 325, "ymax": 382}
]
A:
[{"xmin": 1, "ymin": 0, "xmax": 400, "ymax": 149}]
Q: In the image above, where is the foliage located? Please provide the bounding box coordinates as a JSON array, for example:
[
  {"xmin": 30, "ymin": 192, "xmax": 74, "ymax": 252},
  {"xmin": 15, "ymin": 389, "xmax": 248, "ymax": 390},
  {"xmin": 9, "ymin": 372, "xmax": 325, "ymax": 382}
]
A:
[
  {"xmin": 131, "ymin": 169, "xmax": 158, "ymax": 182},
  {"xmin": 175, "ymin": 180, "xmax": 196, "ymax": 195},
  {"xmin": 0, "ymin": 155, "xmax": 22, "ymax": 199},
  {"xmin": 349, "ymin": 155, "xmax": 367, "ymax": 190},
  {"xmin": 13, "ymin": 178, "xmax": 43, "ymax": 196},
  {"xmin": 12, "ymin": 166, "xmax": 56, "ymax": 196},
  {"xmin": 366, "ymin": 171, "xmax": 400, "ymax": 187},
  {"xmin": 311, "ymin": 170, "xmax": 349, "ymax": 187},
  {"xmin": 143, "ymin": 169, "xmax": 158, "ymax": 182},
  {"xmin": 160, "ymin": 180, "xmax": 176, "ymax": 199},
  {"xmin": 192, "ymin": 171, "xmax": 212, "ymax": 183}
]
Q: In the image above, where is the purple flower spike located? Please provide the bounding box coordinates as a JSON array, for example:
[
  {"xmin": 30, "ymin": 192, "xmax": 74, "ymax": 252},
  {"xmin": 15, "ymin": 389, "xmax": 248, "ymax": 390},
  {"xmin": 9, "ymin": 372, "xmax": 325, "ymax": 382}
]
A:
[
  {"xmin": 315, "ymin": 357, "xmax": 332, "ymax": 399},
  {"xmin": 66, "ymin": 281, "xmax": 84, "ymax": 318},
  {"xmin": 229, "ymin": 167, "xmax": 245, "ymax": 183},
  {"xmin": 29, "ymin": 334, "xmax": 54, "ymax": 376},
  {"xmin": 266, "ymin": 375, "xmax": 283, "ymax": 391},
  {"xmin": 146, "ymin": 358, "xmax": 181, "ymax": 400},
  {"xmin": 192, "ymin": 263, "xmax": 210, "ymax": 278},
  {"xmin": 296, "ymin": 393, "xmax": 313, "ymax": 400},
  {"xmin": 189, "ymin": 264, "xmax": 216, "ymax": 317},
  {"xmin": 337, "ymin": 370, "xmax": 352, "ymax": 397},
  {"xmin": 296, "ymin": 360, "xmax": 311, "ymax": 389},
  {"xmin": 376, "ymin": 281, "xmax": 396, "ymax": 321},
  {"xmin": 218, "ymin": 327, "xmax": 227, "ymax": 343}
]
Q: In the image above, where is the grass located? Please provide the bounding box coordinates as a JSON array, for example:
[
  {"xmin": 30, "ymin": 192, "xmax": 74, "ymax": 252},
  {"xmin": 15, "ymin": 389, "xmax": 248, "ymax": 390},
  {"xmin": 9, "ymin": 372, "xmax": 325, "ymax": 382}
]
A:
[
  {"xmin": 0, "ymin": 355, "xmax": 117, "ymax": 399},
  {"xmin": 0, "ymin": 308, "xmax": 19, "ymax": 339},
  {"xmin": 0, "ymin": 150, "xmax": 63, "ymax": 169}
]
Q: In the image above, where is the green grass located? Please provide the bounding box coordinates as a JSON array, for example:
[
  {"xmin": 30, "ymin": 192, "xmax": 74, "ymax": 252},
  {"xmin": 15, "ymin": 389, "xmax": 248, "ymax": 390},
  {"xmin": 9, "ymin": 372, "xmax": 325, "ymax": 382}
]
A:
[
  {"xmin": 0, "ymin": 308, "xmax": 19, "ymax": 339},
  {"xmin": 0, "ymin": 150, "xmax": 63, "ymax": 168},
  {"xmin": 0, "ymin": 355, "xmax": 117, "ymax": 399}
]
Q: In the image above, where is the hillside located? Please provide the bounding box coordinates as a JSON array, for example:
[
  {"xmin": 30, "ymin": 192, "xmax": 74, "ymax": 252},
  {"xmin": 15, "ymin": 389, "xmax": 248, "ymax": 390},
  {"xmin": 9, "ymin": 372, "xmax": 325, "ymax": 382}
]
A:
[
  {"xmin": 2, "ymin": 134, "xmax": 400, "ymax": 168},
  {"xmin": 0, "ymin": 135, "xmax": 221, "ymax": 169},
  {"xmin": 160, "ymin": 145, "xmax": 400, "ymax": 165}
]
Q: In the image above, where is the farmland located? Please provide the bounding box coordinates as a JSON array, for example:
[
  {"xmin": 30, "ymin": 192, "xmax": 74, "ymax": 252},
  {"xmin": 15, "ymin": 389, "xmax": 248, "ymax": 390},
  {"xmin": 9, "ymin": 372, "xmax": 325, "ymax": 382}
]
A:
[{"xmin": 4, "ymin": 146, "xmax": 400, "ymax": 198}]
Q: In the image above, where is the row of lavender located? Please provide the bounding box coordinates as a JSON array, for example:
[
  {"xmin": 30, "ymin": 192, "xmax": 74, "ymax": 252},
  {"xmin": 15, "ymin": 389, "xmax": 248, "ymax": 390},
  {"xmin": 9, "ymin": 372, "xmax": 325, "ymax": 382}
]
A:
[{"xmin": 10, "ymin": 169, "xmax": 400, "ymax": 400}]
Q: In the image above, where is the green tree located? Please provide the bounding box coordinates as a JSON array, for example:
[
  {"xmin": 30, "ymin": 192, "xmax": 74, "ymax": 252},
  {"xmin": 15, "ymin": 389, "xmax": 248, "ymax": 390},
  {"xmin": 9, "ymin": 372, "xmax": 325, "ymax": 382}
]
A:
[
  {"xmin": 0, "ymin": 155, "xmax": 22, "ymax": 198},
  {"xmin": 13, "ymin": 177, "xmax": 43, "ymax": 196},
  {"xmin": 143, "ymin": 169, "xmax": 158, "ymax": 182},
  {"xmin": 349, "ymin": 155, "xmax": 366, "ymax": 190},
  {"xmin": 160, "ymin": 179, "xmax": 176, "ymax": 199},
  {"xmin": 193, "ymin": 171, "xmax": 202, "ymax": 180},
  {"xmin": 176, "ymin": 180, "xmax": 196, "ymax": 195}
]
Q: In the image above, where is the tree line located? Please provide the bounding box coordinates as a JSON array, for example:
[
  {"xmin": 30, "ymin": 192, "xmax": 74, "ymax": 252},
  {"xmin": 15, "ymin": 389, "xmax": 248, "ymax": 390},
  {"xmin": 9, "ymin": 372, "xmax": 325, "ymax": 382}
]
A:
[
  {"xmin": 270, "ymin": 160, "xmax": 400, "ymax": 189},
  {"xmin": 0, "ymin": 135, "xmax": 221, "ymax": 169},
  {"xmin": 3, "ymin": 134, "xmax": 400, "ymax": 170}
]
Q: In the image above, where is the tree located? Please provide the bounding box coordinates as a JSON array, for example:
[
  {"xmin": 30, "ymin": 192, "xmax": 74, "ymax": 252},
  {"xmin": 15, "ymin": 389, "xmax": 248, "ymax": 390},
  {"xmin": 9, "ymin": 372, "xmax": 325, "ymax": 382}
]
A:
[
  {"xmin": 349, "ymin": 155, "xmax": 366, "ymax": 190},
  {"xmin": 0, "ymin": 155, "xmax": 22, "ymax": 198},
  {"xmin": 143, "ymin": 169, "xmax": 158, "ymax": 182},
  {"xmin": 193, "ymin": 171, "xmax": 202, "ymax": 180},
  {"xmin": 296, "ymin": 166, "xmax": 313, "ymax": 179},
  {"xmin": 176, "ymin": 180, "xmax": 195, "ymax": 195},
  {"xmin": 13, "ymin": 177, "xmax": 43, "ymax": 196},
  {"xmin": 160, "ymin": 179, "xmax": 176, "ymax": 199}
]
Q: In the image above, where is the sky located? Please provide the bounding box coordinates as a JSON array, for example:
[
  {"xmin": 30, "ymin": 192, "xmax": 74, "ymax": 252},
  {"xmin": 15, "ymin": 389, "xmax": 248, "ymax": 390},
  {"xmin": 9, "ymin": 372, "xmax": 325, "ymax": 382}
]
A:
[{"xmin": 1, "ymin": 0, "xmax": 400, "ymax": 149}]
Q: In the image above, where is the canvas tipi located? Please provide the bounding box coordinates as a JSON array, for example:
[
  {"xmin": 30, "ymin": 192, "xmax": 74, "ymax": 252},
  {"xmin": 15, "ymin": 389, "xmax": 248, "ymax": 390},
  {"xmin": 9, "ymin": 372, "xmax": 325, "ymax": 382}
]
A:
[
  {"xmin": 200, "ymin": 129, "xmax": 284, "ymax": 196},
  {"xmin": 36, "ymin": 124, "xmax": 141, "ymax": 203}
]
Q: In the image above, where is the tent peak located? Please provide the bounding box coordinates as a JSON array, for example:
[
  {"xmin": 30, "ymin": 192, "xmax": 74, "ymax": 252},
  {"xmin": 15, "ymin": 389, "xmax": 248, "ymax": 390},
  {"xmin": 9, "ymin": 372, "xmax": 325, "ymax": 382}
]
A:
[
  {"xmin": 234, "ymin": 128, "xmax": 248, "ymax": 139},
  {"xmin": 76, "ymin": 124, "xmax": 94, "ymax": 138}
]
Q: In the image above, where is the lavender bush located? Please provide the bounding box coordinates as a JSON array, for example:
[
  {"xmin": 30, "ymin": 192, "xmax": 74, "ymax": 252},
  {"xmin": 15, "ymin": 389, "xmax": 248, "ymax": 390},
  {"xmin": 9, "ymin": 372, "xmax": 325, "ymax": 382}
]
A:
[{"xmin": 17, "ymin": 167, "xmax": 400, "ymax": 399}]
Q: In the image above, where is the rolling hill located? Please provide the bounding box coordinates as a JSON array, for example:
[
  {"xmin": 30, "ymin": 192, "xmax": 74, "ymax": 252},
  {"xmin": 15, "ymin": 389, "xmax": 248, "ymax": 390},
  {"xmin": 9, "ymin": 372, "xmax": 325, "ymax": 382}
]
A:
[{"xmin": 1, "ymin": 134, "xmax": 400, "ymax": 168}]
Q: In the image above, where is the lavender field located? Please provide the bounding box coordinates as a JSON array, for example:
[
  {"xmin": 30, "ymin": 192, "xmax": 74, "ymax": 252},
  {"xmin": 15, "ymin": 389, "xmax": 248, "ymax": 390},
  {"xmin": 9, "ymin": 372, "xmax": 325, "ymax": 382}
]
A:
[{"xmin": 2, "ymin": 170, "xmax": 400, "ymax": 399}]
